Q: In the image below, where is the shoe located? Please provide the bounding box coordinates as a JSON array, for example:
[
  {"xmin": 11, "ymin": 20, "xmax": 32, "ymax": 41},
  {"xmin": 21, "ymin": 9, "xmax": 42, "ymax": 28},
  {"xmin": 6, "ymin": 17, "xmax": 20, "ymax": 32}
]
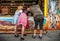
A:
[
  {"xmin": 14, "ymin": 34, "xmax": 19, "ymax": 37},
  {"xmin": 39, "ymin": 36, "xmax": 42, "ymax": 39},
  {"xmin": 32, "ymin": 35, "xmax": 36, "ymax": 39},
  {"xmin": 24, "ymin": 34, "xmax": 27, "ymax": 36},
  {"xmin": 20, "ymin": 37, "xmax": 24, "ymax": 40}
]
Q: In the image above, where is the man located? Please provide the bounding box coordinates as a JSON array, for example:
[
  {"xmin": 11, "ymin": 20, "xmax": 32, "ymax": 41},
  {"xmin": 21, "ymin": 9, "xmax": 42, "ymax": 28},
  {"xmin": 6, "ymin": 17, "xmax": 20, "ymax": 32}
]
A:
[{"xmin": 31, "ymin": 4, "xmax": 44, "ymax": 39}]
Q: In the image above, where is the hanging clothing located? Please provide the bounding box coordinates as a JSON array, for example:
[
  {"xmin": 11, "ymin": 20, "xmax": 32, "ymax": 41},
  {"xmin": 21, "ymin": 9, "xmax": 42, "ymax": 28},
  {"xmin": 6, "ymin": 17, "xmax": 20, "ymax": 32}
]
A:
[{"xmin": 50, "ymin": 1, "xmax": 57, "ymax": 14}]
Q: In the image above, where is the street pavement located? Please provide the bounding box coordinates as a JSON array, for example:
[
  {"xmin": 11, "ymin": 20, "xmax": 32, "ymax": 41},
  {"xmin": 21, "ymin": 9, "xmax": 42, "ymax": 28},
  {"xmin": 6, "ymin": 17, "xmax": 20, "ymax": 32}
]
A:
[{"xmin": 0, "ymin": 30, "xmax": 60, "ymax": 41}]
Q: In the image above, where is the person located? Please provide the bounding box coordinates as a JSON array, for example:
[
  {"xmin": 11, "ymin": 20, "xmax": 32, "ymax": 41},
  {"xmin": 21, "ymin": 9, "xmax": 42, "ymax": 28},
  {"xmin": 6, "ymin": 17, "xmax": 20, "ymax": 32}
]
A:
[
  {"xmin": 31, "ymin": 5, "xmax": 44, "ymax": 39},
  {"xmin": 26, "ymin": 7, "xmax": 35, "ymax": 30},
  {"xmin": 17, "ymin": 8, "xmax": 29, "ymax": 40},
  {"xmin": 13, "ymin": 6, "xmax": 23, "ymax": 37}
]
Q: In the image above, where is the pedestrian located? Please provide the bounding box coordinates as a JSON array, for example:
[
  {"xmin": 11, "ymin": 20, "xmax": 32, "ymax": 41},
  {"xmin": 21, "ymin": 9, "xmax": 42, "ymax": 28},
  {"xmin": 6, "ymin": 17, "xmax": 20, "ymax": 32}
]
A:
[{"xmin": 31, "ymin": 4, "xmax": 44, "ymax": 39}]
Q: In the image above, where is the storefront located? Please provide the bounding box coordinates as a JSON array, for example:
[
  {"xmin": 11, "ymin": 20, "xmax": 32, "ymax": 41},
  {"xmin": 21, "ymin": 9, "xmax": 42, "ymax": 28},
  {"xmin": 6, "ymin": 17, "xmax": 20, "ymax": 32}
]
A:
[{"xmin": 0, "ymin": 0, "xmax": 60, "ymax": 33}]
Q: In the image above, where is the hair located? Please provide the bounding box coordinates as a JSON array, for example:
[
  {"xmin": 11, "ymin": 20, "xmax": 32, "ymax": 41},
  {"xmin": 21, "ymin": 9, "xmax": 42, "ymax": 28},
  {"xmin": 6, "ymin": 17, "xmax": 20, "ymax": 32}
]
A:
[{"xmin": 17, "ymin": 5, "xmax": 23, "ymax": 10}]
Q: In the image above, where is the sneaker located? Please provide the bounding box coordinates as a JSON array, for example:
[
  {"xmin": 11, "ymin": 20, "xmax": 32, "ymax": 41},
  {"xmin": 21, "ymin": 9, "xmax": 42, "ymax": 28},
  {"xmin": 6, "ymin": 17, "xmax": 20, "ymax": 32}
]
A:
[
  {"xmin": 14, "ymin": 34, "xmax": 19, "ymax": 37},
  {"xmin": 39, "ymin": 36, "xmax": 42, "ymax": 39},
  {"xmin": 32, "ymin": 35, "xmax": 36, "ymax": 39},
  {"xmin": 24, "ymin": 34, "xmax": 27, "ymax": 36},
  {"xmin": 20, "ymin": 37, "xmax": 24, "ymax": 40}
]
